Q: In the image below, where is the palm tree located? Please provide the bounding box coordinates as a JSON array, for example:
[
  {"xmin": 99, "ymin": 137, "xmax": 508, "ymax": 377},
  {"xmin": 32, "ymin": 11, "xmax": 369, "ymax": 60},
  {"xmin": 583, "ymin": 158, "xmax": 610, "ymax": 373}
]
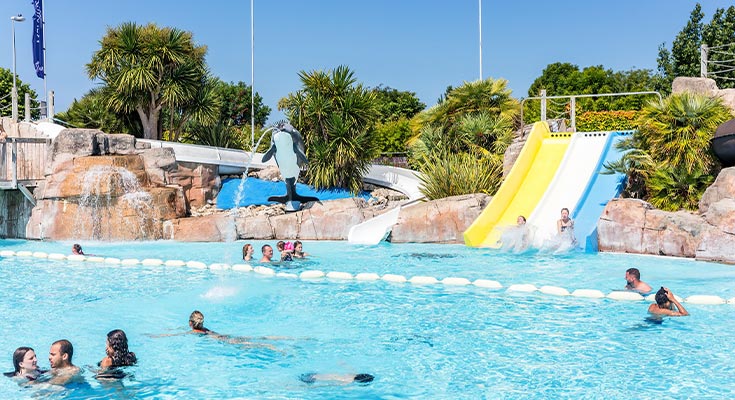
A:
[
  {"xmin": 86, "ymin": 22, "xmax": 216, "ymax": 140},
  {"xmin": 278, "ymin": 66, "xmax": 379, "ymax": 193}
]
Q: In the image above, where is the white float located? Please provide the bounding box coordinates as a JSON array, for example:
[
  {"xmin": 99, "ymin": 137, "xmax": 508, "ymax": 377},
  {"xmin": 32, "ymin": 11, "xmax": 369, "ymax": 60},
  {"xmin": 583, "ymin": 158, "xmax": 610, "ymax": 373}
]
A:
[
  {"xmin": 355, "ymin": 273, "xmax": 380, "ymax": 281},
  {"xmin": 47, "ymin": 253, "xmax": 67, "ymax": 261},
  {"xmin": 326, "ymin": 271, "xmax": 353, "ymax": 280},
  {"xmin": 209, "ymin": 263, "xmax": 231, "ymax": 271},
  {"xmin": 473, "ymin": 279, "xmax": 502, "ymax": 289},
  {"xmin": 16, "ymin": 251, "xmax": 33, "ymax": 257},
  {"xmin": 67, "ymin": 255, "xmax": 86, "ymax": 262},
  {"xmin": 164, "ymin": 260, "xmax": 186, "ymax": 267},
  {"xmin": 507, "ymin": 284, "xmax": 538, "ymax": 293},
  {"xmin": 300, "ymin": 270, "xmax": 325, "ymax": 279},
  {"xmin": 86, "ymin": 256, "xmax": 105, "ymax": 263},
  {"xmin": 120, "ymin": 258, "xmax": 140, "ymax": 265},
  {"xmin": 728, "ymin": 297, "xmax": 735, "ymax": 305},
  {"xmin": 382, "ymin": 274, "xmax": 407, "ymax": 283},
  {"xmin": 104, "ymin": 258, "xmax": 121, "ymax": 264},
  {"xmin": 409, "ymin": 276, "xmax": 439, "ymax": 285},
  {"xmin": 32, "ymin": 251, "xmax": 48, "ymax": 258},
  {"xmin": 442, "ymin": 277, "xmax": 471, "ymax": 286},
  {"xmin": 571, "ymin": 289, "xmax": 605, "ymax": 298},
  {"xmin": 141, "ymin": 259, "xmax": 164, "ymax": 266},
  {"xmin": 607, "ymin": 291, "xmax": 644, "ymax": 301},
  {"xmin": 232, "ymin": 264, "xmax": 253, "ymax": 272},
  {"xmin": 0, "ymin": 250, "xmax": 16, "ymax": 257},
  {"xmin": 686, "ymin": 295, "xmax": 726, "ymax": 305},
  {"xmin": 186, "ymin": 261, "xmax": 207, "ymax": 269},
  {"xmin": 540, "ymin": 286, "xmax": 570, "ymax": 296},
  {"xmin": 254, "ymin": 266, "xmax": 275, "ymax": 276}
]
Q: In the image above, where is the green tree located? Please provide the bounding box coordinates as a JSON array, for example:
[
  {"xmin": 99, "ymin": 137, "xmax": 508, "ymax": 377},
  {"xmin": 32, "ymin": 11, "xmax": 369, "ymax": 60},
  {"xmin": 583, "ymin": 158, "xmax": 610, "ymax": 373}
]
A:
[
  {"xmin": 56, "ymin": 89, "xmax": 142, "ymax": 135},
  {"xmin": 278, "ymin": 65, "xmax": 380, "ymax": 193},
  {"xmin": 0, "ymin": 68, "xmax": 39, "ymax": 120},
  {"xmin": 86, "ymin": 22, "xmax": 218, "ymax": 140},
  {"xmin": 371, "ymin": 85, "xmax": 425, "ymax": 123},
  {"xmin": 214, "ymin": 80, "xmax": 270, "ymax": 127},
  {"xmin": 701, "ymin": 6, "xmax": 735, "ymax": 88}
]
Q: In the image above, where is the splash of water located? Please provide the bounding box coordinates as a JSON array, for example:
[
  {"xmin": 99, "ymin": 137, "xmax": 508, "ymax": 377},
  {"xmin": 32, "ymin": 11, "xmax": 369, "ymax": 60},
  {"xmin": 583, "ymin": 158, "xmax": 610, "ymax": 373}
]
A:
[{"xmin": 74, "ymin": 165, "xmax": 155, "ymax": 240}]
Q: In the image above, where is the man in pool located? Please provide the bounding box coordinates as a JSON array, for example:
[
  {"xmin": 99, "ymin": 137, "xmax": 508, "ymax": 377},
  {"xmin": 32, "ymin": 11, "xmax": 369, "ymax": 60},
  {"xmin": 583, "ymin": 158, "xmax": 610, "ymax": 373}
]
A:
[
  {"xmin": 260, "ymin": 245, "xmax": 274, "ymax": 263},
  {"xmin": 187, "ymin": 311, "xmax": 281, "ymax": 351},
  {"xmin": 47, "ymin": 339, "xmax": 81, "ymax": 385},
  {"xmin": 648, "ymin": 287, "xmax": 689, "ymax": 317},
  {"xmin": 624, "ymin": 268, "xmax": 652, "ymax": 294}
]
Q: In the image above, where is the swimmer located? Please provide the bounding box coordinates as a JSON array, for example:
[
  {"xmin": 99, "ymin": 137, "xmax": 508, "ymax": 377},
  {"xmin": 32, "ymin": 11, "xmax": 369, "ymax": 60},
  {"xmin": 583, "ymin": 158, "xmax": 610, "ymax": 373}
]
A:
[
  {"xmin": 557, "ymin": 208, "xmax": 574, "ymax": 234},
  {"xmin": 189, "ymin": 310, "xmax": 213, "ymax": 334},
  {"xmin": 99, "ymin": 330, "xmax": 137, "ymax": 369},
  {"xmin": 46, "ymin": 340, "xmax": 81, "ymax": 385},
  {"xmin": 648, "ymin": 287, "xmax": 689, "ymax": 317},
  {"xmin": 4, "ymin": 347, "xmax": 45, "ymax": 381},
  {"xmin": 517, "ymin": 215, "xmax": 526, "ymax": 225},
  {"xmin": 293, "ymin": 241, "xmax": 309, "ymax": 258},
  {"xmin": 624, "ymin": 268, "xmax": 652, "ymax": 294},
  {"xmin": 299, "ymin": 372, "xmax": 374, "ymax": 385},
  {"xmin": 71, "ymin": 244, "xmax": 84, "ymax": 255},
  {"xmin": 260, "ymin": 245, "xmax": 274, "ymax": 263},
  {"xmin": 276, "ymin": 241, "xmax": 293, "ymax": 262},
  {"xmin": 187, "ymin": 311, "xmax": 282, "ymax": 351},
  {"xmin": 242, "ymin": 243, "xmax": 254, "ymax": 262}
]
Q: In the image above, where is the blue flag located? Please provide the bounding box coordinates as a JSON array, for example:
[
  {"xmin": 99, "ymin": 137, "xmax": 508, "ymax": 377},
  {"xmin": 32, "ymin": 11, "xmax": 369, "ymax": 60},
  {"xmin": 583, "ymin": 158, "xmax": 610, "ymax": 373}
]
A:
[{"xmin": 32, "ymin": 0, "xmax": 44, "ymax": 78}]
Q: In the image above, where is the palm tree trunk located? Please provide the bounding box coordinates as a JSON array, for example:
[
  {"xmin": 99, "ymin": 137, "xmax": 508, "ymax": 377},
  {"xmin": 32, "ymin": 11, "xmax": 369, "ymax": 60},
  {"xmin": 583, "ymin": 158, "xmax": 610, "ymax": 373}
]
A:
[{"xmin": 136, "ymin": 105, "xmax": 160, "ymax": 140}]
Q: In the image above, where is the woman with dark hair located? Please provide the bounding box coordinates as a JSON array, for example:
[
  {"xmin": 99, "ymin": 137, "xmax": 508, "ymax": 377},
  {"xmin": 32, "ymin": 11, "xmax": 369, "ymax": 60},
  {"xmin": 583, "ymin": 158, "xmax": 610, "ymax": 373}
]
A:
[
  {"xmin": 242, "ymin": 243, "xmax": 254, "ymax": 261},
  {"xmin": 4, "ymin": 347, "xmax": 44, "ymax": 380},
  {"xmin": 648, "ymin": 287, "xmax": 689, "ymax": 317},
  {"xmin": 100, "ymin": 330, "xmax": 137, "ymax": 369}
]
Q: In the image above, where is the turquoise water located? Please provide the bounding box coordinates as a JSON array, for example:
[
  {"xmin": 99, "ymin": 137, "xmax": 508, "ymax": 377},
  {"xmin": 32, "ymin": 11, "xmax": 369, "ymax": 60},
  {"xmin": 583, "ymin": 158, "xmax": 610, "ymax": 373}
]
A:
[{"xmin": 1, "ymin": 240, "xmax": 734, "ymax": 399}]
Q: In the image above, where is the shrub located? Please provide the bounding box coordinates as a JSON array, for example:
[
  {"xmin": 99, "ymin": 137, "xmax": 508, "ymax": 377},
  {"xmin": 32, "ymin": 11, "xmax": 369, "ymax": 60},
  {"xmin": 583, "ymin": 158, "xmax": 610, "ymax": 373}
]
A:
[
  {"xmin": 418, "ymin": 152, "xmax": 503, "ymax": 200},
  {"xmin": 576, "ymin": 110, "xmax": 641, "ymax": 132}
]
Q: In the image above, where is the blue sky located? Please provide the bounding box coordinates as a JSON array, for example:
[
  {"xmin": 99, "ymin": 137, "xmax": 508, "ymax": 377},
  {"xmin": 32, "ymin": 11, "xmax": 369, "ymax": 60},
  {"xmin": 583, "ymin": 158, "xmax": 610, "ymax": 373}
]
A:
[{"xmin": 0, "ymin": 0, "xmax": 732, "ymax": 123}]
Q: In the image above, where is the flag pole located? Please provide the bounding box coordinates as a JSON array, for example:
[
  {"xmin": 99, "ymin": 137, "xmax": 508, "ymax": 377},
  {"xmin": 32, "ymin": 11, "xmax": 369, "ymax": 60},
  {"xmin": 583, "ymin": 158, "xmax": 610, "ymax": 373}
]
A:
[{"xmin": 42, "ymin": 0, "xmax": 47, "ymax": 102}]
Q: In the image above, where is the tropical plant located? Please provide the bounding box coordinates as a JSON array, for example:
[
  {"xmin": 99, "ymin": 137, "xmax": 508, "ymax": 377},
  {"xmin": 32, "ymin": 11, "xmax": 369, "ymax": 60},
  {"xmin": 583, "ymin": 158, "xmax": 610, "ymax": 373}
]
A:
[
  {"xmin": 278, "ymin": 65, "xmax": 380, "ymax": 193},
  {"xmin": 417, "ymin": 151, "xmax": 504, "ymax": 200},
  {"xmin": 646, "ymin": 163, "xmax": 714, "ymax": 211},
  {"xmin": 86, "ymin": 22, "xmax": 216, "ymax": 140},
  {"xmin": 56, "ymin": 89, "xmax": 142, "ymax": 135},
  {"xmin": 373, "ymin": 118, "xmax": 412, "ymax": 154},
  {"xmin": 181, "ymin": 120, "xmax": 244, "ymax": 149}
]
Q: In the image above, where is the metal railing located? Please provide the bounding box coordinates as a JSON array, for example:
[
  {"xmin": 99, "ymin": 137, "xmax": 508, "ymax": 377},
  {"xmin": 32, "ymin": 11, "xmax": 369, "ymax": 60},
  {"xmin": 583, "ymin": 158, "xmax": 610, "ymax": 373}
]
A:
[
  {"xmin": 0, "ymin": 137, "xmax": 51, "ymax": 190},
  {"xmin": 701, "ymin": 43, "xmax": 735, "ymax": 81},
  {"xmin": 520, "ymin": 91, "xmax": 662, "ymax": 133}
]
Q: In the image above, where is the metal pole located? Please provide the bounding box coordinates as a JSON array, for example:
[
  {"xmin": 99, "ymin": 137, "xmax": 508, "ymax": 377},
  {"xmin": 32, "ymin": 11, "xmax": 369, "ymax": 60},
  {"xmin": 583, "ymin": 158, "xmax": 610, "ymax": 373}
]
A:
[
  {"xmin": 700, "ymin": 44, "xmax": 708, "ymax": 78},
  {"xmin": 24, "ymin": 93, "xmax": 30, "ymax": 122},
  {"xmin": 570, "ymin": 97, "xmax": 576, "ymax": 132},
  {"xmin": 48, "ymin": 90, "xmax": 54, "ymax": 120},
  {"xmin": 42, "ymin": 0, "xmax": 47, "ymax": 101},
  {"xmin": 540, "ymin": 89, "xmax": 547, "ymax": 121},
  {"xmin": 250, "ymin": 0, "xmax": 255, "ymax": 149},
  {"xmin": 11, "ymin": 18, "xmax": 18, "ymax": 122},
  {"xmin": 478, "ymin": 0, "xmax": 482, "ymax": 81}
]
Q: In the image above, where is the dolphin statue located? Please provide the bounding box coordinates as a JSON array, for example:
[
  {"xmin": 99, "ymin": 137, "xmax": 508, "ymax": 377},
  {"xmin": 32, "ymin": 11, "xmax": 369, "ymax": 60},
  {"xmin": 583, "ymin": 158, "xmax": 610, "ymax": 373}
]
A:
[{"xmin": 261, "ymin": 122, "xmax": 319, "ymax": 212}]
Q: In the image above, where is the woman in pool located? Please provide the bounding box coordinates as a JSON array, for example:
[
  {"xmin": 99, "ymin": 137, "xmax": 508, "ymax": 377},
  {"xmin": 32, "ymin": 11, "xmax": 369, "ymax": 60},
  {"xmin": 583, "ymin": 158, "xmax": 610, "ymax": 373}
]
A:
[
  {"xmin": 99, "ymin": 329, "xmax": 137, "ymax": 369},
  {"xmin": 4, "ymin": 347, "xmax": 44, "ymax": 381},
  {"xmin": 242, "ymin": 244, "xmax": 254, "ymax": 262},
  {"xmin": 292, "ymin": 241, "xmax": 308, "ymax": 258},
  {"xmin": 648, "ymin": 287, "xmax": 689, "ymax": 317},
  {"xmin": 557, "ymin": 208, "xmax": 574, "ymax": 234}
]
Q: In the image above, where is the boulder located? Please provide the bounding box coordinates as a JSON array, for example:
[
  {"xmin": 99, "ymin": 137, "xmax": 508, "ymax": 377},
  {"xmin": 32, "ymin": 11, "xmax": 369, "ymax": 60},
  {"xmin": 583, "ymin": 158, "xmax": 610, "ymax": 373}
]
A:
[
  {"xmin": 140, "ymin": 148, "xmax": 178, "ymax": 186},
  {"xmin": 699, "ymin": 167, "xmax": 735, "ymax": 213},
  {"xmin": 641, "ymin": 209, "xmax": 702, "ymax": 257},
  {"xmin": 169, "ymin": 213, "xmax": 236, "ymax": 242},
  {"xmin": 597, "ymin": 198, "xmax": 650, "ymax": 253},
  {"xmin": 696, "ymin": 228, "xmax": 735, "ymax": 264},
  {"xmin": 249, "ymin": 165, "xmax": 281, "ymax": 181},
  {"xmin": 391, "ymin": 194, "xmax": 491, "ymax": 243},
  {"xmin": 170, "ymin": 162, "xmax": 220, "ymax": 208},
  {"xmin": 672, "ymin": 77, "xmax": 718, "ymax": 96},
  {"xmin": 703, "ymin": 198, "xmax": 735, "ymax": 235}
]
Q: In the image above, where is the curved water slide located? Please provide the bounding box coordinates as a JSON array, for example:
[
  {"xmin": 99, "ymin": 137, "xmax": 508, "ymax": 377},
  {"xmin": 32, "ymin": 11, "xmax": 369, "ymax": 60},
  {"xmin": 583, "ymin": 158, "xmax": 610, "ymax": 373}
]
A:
[
  {"xmin": 571, "ymin": 131, "xmax": 632, "ymax": 252},
  {"xmin": 526, "ymin": 131, "xmax": 617, "ymax": 248},
  {"xmin": 464, "ymin": 122, "xmax": 572, "ymax": 248}
]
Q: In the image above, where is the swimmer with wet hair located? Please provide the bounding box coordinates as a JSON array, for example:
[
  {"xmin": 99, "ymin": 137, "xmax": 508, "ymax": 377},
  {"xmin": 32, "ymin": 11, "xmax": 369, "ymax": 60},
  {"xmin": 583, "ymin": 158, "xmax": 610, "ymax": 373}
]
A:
[
  {"xmin": 300, "ymin": 372, "xmax": 374, "ymax": 385},
  {"xmin": 4, "ymin": 347, "xmax": 45, "ymax": 381},
  {"xmin": 189, "ymin": 310, "xmax": 211, "ymax": 334},
  {"xmin": 648, "ymin": 287, "xmax": 689, "ymax": 317}
]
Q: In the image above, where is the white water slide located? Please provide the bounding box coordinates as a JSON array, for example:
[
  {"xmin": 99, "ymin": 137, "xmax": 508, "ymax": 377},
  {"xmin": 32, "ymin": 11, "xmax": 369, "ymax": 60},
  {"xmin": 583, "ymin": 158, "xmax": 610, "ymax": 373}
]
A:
[{"xmin": 526, "ymin": 132, "xmax": 611, "ymax": 248}]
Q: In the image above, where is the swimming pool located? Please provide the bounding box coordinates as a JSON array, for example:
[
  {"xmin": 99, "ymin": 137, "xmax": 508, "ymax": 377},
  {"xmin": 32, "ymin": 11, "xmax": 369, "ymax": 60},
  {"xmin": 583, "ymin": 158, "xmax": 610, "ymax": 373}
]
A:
[{"xmin": 1, "ymin": 239, "xmax": 734, "ymax": 399}]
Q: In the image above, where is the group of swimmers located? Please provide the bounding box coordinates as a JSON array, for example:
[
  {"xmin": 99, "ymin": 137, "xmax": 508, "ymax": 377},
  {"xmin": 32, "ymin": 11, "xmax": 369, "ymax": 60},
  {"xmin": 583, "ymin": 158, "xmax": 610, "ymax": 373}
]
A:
[
  {"xmin": 502, "ymin": 207, "xmax": 577, "ymax": 252},
  {"xmin": 5, "ymin": 330, "xmax": 136, "ymax": 386},
  {"xmin": 242, "ymin": 240, "xmax": 309, "ymax": 263},
  {"xmin": 623, "ymin": 267, "xmax": 689, "ymax": 317}
]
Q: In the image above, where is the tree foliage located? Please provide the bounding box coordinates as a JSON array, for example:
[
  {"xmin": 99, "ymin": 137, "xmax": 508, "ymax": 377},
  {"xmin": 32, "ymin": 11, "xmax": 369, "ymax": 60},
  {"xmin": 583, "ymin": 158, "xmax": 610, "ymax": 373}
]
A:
[
  {"xmin": 371, "ymin": 85, "xmax": 425, "ymax": 123},
  {"xmin": 56, "ymin": 89, "xmax": 142, "ymax": 135},
  {"xmin": 279, "ymin": 65, "xmax": 380, "ymax": 193},
  {"xmin": 0, "ymin": 67, "xmax": 39, "ymax": 119},
  {"xmin": 214, "ymin": 80, "xmax": 270, "ymax": 127},
  {"xmin": 86, "ymin": 22, "xmax": 218, "ymax": 140},
  {"xmin": 658, "ymin": 4, "xmax": 735, "ymax": 89},
  {"xmin": 605, "ymin": 93, "xmax": 732, "ymax": 210}
]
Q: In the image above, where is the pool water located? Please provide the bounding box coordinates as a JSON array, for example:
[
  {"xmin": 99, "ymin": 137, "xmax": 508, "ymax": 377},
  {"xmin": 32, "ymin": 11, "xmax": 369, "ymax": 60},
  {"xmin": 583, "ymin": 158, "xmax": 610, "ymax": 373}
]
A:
[{"xmin": 1, "ymin": 240, "xmax": 734, "ymax": 399}]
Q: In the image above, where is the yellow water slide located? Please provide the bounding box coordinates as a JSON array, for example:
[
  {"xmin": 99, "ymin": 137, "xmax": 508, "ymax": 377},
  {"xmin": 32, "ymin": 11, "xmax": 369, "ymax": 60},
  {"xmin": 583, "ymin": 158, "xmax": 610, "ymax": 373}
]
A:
[{"xmin": 464, "ymin": 122, "xmax": 572, "ymax": 248}]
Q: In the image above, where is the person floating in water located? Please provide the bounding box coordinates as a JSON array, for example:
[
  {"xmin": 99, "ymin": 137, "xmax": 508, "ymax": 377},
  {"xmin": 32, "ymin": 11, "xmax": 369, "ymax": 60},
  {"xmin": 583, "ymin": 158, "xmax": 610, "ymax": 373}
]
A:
[
  {"xmin": 276, "ymin": 241, "xmax": 293, "ymax": 262},
  {"xmin": 97, "ymin": 329, "xmax": 137, "ymax": 379},
  {"xmin": 45, "ymin": 340, "xmax": 82, "ymax": 385},
  {"xmin": 4, "ymin": 346, "xmax": 46, "ymax": 381},
  {"xmin": 624, "ymin": 268, "xmax": 652, "ymax": 294},
  {"xmin": 648, "ymin": 287, "xmax": 689, "ymax": 317},
  {"xmin": 292, "ymin": 240, "xmax": 309, "ymax": 258},
  {"xmin": 260, "ymin": 245, "xmax": 274, "ymax": 263},
  {"xmin": 187, "ymin": 311, "xmax": 283, "ymax": 351},
  {"xmin": 242, "ymin": 243, "xmax": 254, "ymax": 262},
  {"xmin": 71, "ymin": 244, "xmax": 84, "ymax": 255},
  {"xmin": 299, "ymin": 372, "xmax": 374, "ymax": 385}
]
